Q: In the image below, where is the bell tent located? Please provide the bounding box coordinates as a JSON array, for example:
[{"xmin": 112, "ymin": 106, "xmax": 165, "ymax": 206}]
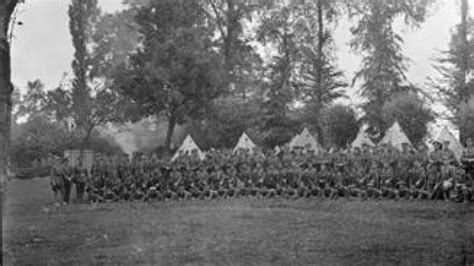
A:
[
  {"xmin": 380, "ymin": 121, "xmax": 412, "ymax": 150},
  {"xmin": 233, "ymin": 132, "xmax": 258, "ymax": 153},
  {"xmin": 351, "ymin": 127, "xmax": 375, "ymax": 148},
  {"xmin": 171, "ymin": 134, "xmax": 205, "ymax": 161},
  {"xmin": 289, "ymin": 128, "xmax": 321, "ymax": 153}
]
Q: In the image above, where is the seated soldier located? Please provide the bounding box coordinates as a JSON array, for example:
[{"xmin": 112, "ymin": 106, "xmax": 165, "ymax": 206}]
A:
[
  {"xmin": 317, "ymin": 163, "xmax": 332, "ymax": 198},
  {"xmin": 411, "ymin": 160, "xmax": 430, "ymax": 199},
  {"xmin": 395, "ymin": 160, "xmax": 413, "ymax": 200},
  {"xmin": 453, "ymin": 167, "xmax": 471, "ymax": 202},
  {"xmin": 332, "ymin": 167, "xmax": 349, "ymax": 199},
  {"xmin": 366, "ymin": 162, "xmax": 382, "ymax": 200},
  {"xmin": 306, "ymin": 164, "xmax": 323, "ymax": 198},
  {"xmin": 380, "ymin": 162, "xmax": 399, "ymax": 199}
]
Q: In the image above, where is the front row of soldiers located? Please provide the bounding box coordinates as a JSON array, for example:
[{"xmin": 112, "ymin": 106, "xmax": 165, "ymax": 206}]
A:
[{"xmin": 50, "ymin": 138, "xmax": 474, "ymax": 205}]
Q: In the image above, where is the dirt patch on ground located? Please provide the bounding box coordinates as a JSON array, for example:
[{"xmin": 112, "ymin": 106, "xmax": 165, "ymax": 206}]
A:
[{"xmin": 3, "ymin": 178, "xmax": 474, "ymax": 265}]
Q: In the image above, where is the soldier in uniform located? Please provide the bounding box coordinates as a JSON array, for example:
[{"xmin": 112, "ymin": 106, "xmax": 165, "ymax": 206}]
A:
[
  {"xmin": 61, "ymin": 157, "xmax": 74, "ymax": 204},
  {"xmin": 461, "ymin": 138, "xmax": 474, "ymax": 180},
  {"xmin": 366, "ymin": 161, "xmax": 382, "ymax": 199},
  {"xmin": 453, "ymin": 167, "xmax": 472, "ymax": 202},
  {"xmin": 50, "ymin": 156, "xmax": 65, "ymax": 206},
  {"xmin": 317, "ymin": 163, "xmax": 332, "ymax": 198},
  {"xmin": 380, "ymin": 161, "xmax": 398, "ymax": 199},
  {"xmin": 73, "ymin": 161, "xmax": 87, "ymax": 202},
  {"xmin": 411, "ymin": 160, "xmax": 429, "ymax": 199}
]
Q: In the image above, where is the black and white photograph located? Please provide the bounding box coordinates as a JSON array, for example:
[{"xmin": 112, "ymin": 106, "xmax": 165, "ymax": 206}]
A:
[{"xmin": 1, "ymin": 0, "xmax": 474, "ymax": 265}]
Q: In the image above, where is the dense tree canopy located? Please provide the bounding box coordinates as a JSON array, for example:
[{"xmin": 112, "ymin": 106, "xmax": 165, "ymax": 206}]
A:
[
  {"xmin": 381, "ymin": 92, "xmax": 434, "ymax": 146},
  {"xmin": 112, "ymin": 0, "xmax": 226, "ymax": 151},
  {"xmin": 348, "ymin": 0, "xmax": 434, "ymax": 138},
  {"xmin": 5, "ymin": 0, "xmax": 467, "ymax": 163}
]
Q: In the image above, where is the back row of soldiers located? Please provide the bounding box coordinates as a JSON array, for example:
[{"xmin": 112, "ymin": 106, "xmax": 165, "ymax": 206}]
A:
[{"xmin": 51, "ymin": 138, "xmax": 474, "ymax": 204}]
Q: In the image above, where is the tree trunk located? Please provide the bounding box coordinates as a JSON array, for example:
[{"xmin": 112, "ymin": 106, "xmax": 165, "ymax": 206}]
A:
[
  {"xmin": 165, "ymin": 115, "xmax": 176, "ymax": 153},
  {"xmin": 0, "ymin": 0, "xmax": 18, "ymax": 177},
  {"xmin": 316, "ymin": 0, "xmax": 324, "ymax": 104},
  {"xmin": 459, "ymin": 0, "xmax": 469, "ymax": 142}
]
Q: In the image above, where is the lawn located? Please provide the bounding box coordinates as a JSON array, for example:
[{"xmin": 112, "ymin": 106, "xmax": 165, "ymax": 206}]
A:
[{"xmin": 3, "ymin": 178, "xmax": 474, "ymax": 265}]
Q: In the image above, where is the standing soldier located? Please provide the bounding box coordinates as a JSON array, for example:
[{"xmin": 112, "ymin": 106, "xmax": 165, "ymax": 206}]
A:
[
  {"xmin": 461, "ymin": 138, "xmax": 474, "ymax": 180},
  {"xmin": 61, "ymin": 157, "xmax": 74, "ymax": 205},
  {"xmin": 73, "ymin": 161, "xmax": 87, "ymax": 202},
  {"xmin": 50, "ymin": 156, "xmax": 64, "ymax": 206}
]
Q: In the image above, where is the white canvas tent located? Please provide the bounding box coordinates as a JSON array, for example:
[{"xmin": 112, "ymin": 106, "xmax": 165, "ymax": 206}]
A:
[
  {"xmin": 289, "ymin": 128, "xmax": 321, "ymax": 153},
  {"xmin": 171, "ymin": 134, "xmax": 205, "ymax": 161},
  {"xmin": 351, "ymin": 127, "xmax": 375, "ymax": 148},
  {"xmin": 233, "ymin": 132, "xmax": 257, "ymax": 153},
  {"xmin": 380, "ymin": 121, "xmax": 412, "ymax": 150},
  {"xmin": 436, "ymin": 126, "xmax": 463, "ymax": 161}
]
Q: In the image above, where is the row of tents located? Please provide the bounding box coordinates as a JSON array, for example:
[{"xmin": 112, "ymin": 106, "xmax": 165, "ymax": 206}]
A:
[{"xmin": 172, "ymin": 121, "xmax": 464, "ymax": 162}]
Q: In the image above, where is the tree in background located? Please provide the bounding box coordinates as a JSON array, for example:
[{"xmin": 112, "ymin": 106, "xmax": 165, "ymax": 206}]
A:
[
  {"xmin": 348, "ymin": 0, "xmax": 433, "ymax": 139},
  {"xmin": 14, "ymin": 79, "xmax": 47, "ymax": 120},
  {"xmin": 68, "ymin": 0, "xmax": 124, "ymax": 150},
  {"xmin": 112, "ymin": 0, "xmax": 225, "ymax": 151},
  {"xmin": 190, "ymin": 96, "xmax": 263, "ymax": 149},
  {"xmin": 432, "ymin": 0, "xmax": 474, "ymax": 142},
  {"xmin": 458, "ymin": 96, "xmax": 474, "ymax": 143},
  {"xmin": 204, "ymin": 0, "xmax": 268, "ymax": 98},
  {"xmin": 294, "ymin": 0, "xmax": 347, "ymax": 144},
  {"xmin": 256, "ymin": 3, "xmax": 302, "ymax": 148},
  {"xmin": 381, "ymin": 92, "xmax": 434, "ymax": 146},
  {"xmin": 320, "ymin": 104, "xmax": 358, "ymax": 149},
  {"xmin": 89, "ymin": 8, "xmax": 140, "ymax": 80},
  {"xmin": 11, "ymin": 114, "xmax": 122, "ymax": 168}
]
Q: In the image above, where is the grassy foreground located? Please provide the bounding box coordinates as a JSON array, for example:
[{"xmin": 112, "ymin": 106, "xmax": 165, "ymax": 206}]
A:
[{"xmin": 3, "ymin": 178, "xmax": 474, "ymax": 265}]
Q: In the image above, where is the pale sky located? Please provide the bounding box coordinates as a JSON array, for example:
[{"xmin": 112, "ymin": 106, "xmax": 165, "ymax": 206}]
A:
[{"xmin": 10, "ymin": 0, "xmax": 472, "ymax": 109}]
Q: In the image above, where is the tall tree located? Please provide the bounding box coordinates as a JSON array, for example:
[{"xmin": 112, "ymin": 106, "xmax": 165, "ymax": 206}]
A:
[
  {"xmin": 0, "ymin": 0, "xmax": 19, "ymax": 176},
  {"xmin": 89, "ymin": 8, "xmax": 140, "ymax": 80},
  {"xmin": 348, "ymin": 0, "xmax": 432, "ymax": 138},
  {"xmin": 297, "ymin": 0, "xmax": 346, "ymax": 104},
  {"xmin": 204, "ymin": 0, "xmax": 268, "ymax": 98},
  {"xmin": 294, "ymin": 0, "xmax": 347, "ymax": 145},
  {"xmin": 432, "ymin": 0, "xmax": 474, "ymax": 141},
  {"xmin": 69, "ymin": 0, "xmax": 122, "ymax": 150},
  {"xmin": 257, "ymin": 3, "xmax": 302, "ymax": 147},
  {"xmin": 112, "ymin": 0, "xmax": 225, "ymax": 151}
]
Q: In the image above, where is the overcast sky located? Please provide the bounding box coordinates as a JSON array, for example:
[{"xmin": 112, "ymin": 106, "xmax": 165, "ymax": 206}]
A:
[{"xmin": 10, "ymin": 0, "xmax": 472, "ymax": 110}]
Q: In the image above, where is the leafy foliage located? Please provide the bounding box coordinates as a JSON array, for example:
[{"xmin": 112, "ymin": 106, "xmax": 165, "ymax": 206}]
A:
[
  {"xmin": 112, "ymin": 0, "xmax": 226, "ymax": 150},
  {"xmin": 431, "ymin": 0, "xmax": 474, "ymax": 141},
  {"xmin": 320, "ymin": 104, "xmax": 358, "ymax": 149},
  {"xmin": 11, "ymin": 114, "xmax": 122, "ymax": 167},
  {"xmin": 381, "ymin": 92, "xmax": 434, "ymax": 146},
  {"xmin": 68, "ymin": 0, "xmax": 124, "ymax": 147},
  {"xmin": 458, "ymin": 96, "xmax": 474, "ymax": 142},
  {"xmin": 348, "ymin": 0, "xmax": 433, "ymax": 137}
]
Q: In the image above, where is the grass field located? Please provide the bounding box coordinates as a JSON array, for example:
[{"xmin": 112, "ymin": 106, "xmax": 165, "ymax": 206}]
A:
[{"xmin": 3, "ymin": 178, "xmax": 474, "ymax": 265}]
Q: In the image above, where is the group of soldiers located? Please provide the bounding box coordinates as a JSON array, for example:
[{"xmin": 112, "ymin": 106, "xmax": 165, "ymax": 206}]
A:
[{"xmin": 50, "ymin": 138, "xmax": 474, "ymax": 205}]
